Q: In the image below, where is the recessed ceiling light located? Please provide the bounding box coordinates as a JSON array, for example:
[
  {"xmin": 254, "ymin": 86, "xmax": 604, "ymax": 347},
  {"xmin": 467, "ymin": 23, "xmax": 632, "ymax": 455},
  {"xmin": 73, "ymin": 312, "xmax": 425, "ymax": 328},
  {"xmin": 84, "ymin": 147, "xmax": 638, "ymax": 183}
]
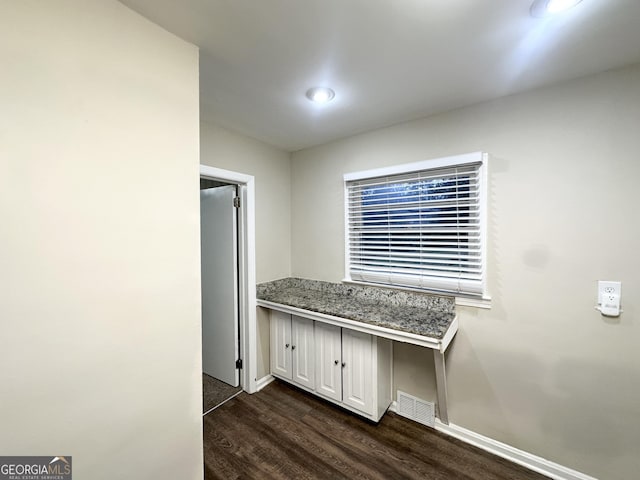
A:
[
  {"xmin": 530, "ymin": 0, "xmax": 583, "ymax": 17},
  {"xmin": 305, "ymin": 86, "xmax": 335, "ymax": 104}
]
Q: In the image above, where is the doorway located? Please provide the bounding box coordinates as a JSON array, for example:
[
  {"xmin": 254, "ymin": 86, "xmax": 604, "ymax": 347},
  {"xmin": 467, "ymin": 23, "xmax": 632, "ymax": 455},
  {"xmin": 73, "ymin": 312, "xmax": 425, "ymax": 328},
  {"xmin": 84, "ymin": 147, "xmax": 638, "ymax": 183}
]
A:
[{"xmin": 199, "ymin": 165, "xmax": 258, "ymax": 411}]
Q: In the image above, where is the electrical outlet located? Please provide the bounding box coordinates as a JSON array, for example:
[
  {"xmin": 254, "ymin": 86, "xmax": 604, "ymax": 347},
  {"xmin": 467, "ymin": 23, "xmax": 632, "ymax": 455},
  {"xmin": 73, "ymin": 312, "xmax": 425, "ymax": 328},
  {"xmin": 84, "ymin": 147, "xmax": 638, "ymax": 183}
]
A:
[
  {"xmin": 597, "ymin": 281, "xmax": 622, "ymax": 316},
  {"xmin": 598, "ymin": 281, "xmax": 621, "ymax": 306}
]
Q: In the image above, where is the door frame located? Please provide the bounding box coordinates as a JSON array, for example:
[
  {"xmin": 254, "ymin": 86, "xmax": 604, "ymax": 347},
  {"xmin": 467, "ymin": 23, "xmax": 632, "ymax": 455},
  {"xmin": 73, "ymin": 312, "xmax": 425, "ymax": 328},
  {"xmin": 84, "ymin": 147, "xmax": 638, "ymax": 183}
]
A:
[{"xmin": 200, "ymin": 164, "xmax": 257, "ymax": 393}]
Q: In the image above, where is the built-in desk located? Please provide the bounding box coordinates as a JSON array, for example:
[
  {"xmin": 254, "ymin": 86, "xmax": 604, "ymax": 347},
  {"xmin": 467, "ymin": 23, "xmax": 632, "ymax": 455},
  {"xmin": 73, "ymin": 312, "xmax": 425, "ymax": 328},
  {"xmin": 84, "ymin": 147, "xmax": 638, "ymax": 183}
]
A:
[{"xmin": 257, "ymin": 278, "xmax": 458, "ymax": 424}]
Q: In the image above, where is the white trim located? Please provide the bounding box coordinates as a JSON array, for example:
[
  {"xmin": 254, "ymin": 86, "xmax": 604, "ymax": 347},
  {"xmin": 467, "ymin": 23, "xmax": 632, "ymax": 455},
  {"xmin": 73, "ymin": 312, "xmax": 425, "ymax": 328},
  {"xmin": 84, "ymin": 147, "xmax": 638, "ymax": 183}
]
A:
[
  {"xmin": 343, "ymin": 151, "xmax": 484, "ymax": 182},
  {"xmin": 201, "ymin": 165, "xmax": 253, "ymax": 185},
  {"xmin": 255, "ymin": 374, "xmax": 275, "ymax": 392},
  {"xmin": 343, "ymin": 180, "xmax": 351, "ymax": 291},
  {"xmin": 343, "ymin": 152, "xmax": 489, "ymax": 300},
  {"xmin": 388, "ymin": 405, "xmax": 598, "ymax": 480},
  {"xmin": 455, "ymin": 295, "xmax": 492, "ymax": 309},
  {"xmin": 388, "ymin": 341, "xmax": 394, "ymax": 407},
  {"xmin": 478, "ymin": 152, "xmax": 489, "ymax": 298},
  {"xmin": 439, "ymin": 316, "xmax": 458, "ymax": 353},
  {"xmin": 256, "ymin": 299, "xmax": 456, "ymax": 351},
  {"xmin": 434, "ymin": 421, "xmax": 598, "ymax": 480},
  {"xmin": 200, "ymin": 165, "xmax": 258, "ymax": 394},
  {"xmin": 202, "ymin": 389, "xmax": 244, "ymax": 417}
]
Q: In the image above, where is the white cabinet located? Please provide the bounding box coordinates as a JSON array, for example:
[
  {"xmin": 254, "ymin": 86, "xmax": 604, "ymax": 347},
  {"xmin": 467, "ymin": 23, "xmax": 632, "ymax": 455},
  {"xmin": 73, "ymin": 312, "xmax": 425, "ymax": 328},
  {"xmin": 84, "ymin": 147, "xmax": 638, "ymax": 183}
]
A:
[
  {"xmin": 315, "ymin": 322, "xmax": 342, "ymax": 402},
  {"xmin": 291, "ymin": 315, "xmax": 315, "ymax": 389},
  {"xmin": 269, "ymin": 311, "xmax": 315, "ymax": 391},
  {"xmin": 342, "ymin": 329, "xmax": 374, "ymax": 415},
  {"xmin": 270, "ymin": 310, "xmax": 392, "ymax": 422},
  {"xmin": 329, "ymin": 327, "xmax": 391, "ymax": 420},
  {"xmin": 270, "ymin": 310, "xmax": 291, "ymax": 379}
]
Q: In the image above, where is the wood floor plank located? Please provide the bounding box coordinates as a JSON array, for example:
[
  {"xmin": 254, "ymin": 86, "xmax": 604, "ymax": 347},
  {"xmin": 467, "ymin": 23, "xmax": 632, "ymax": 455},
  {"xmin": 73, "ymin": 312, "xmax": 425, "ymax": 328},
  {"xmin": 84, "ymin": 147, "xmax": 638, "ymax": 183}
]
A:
[
  {"xmin": 203, "ymin": 380, "xmax": 550, "ymax": 480},
  {"xmin": 203, "ymin": 373, "xmax": 242, "ymax": 412}
]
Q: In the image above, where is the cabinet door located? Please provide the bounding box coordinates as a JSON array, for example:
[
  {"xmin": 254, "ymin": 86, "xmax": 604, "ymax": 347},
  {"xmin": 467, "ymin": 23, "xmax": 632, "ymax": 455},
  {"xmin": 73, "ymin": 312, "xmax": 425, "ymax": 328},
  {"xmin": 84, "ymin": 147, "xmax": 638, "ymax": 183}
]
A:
[
  {"xmin": 291, "ymin": 316, "xmax": 315, "ymax": 389},
  {"xmin": 270, "ymin": 310, "xmax": 292, "ymax": 380},
  {"xmin": 342, "ymin": 329, "xmax": 374, "ymax": 415},
  {"xmin": 314, "ymin": 322, "xmax": 342, "ymax": 402}
]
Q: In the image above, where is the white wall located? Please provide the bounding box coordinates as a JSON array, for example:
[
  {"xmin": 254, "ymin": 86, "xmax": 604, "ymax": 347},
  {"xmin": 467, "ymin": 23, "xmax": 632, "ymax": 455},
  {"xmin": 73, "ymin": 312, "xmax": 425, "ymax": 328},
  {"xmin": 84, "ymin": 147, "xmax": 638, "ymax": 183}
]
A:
[
  {"xmin": 200, "ymin": 121, "xmax": 291, "ymax": 284},
  {"xmin": 200, "ymin": 121, "xmax": 292, "ymax": 378},
  {"xmin": 0, "ymin": 1, "xmax": 202, "ymax": 478},
  {"xmin": 290, "ymin": 63, "xmax": 640, "ymax": 480}
]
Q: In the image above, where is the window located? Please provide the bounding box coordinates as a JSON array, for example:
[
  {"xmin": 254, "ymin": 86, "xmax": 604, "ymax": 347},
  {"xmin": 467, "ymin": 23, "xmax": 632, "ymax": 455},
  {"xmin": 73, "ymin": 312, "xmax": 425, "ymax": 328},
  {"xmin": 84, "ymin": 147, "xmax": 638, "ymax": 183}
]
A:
[{"xmin": 344, "ymin": 152, "xmax": 487, "ymax": 297}]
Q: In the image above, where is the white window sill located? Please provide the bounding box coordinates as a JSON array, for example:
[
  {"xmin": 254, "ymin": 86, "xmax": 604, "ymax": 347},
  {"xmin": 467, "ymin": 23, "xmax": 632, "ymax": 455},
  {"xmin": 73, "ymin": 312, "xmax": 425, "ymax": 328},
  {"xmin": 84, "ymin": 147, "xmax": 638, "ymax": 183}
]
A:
[{"xmin": 454, "ymin": 295, "xmax": 492, "ymax": 309}]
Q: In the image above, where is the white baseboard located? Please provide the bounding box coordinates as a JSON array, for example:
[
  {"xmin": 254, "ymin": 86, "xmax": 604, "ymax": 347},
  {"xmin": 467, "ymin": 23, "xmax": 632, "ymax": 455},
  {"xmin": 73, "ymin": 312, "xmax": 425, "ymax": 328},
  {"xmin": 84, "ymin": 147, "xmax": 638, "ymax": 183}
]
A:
[
  {"xmin": 433, "ymin": 420, "xmax": 598, "ymax": 480},
  {"xmin": 255, "ymin": 374, "xmax": 275, "ymax": 392},
  {"xmin": 388, "ymin": 402, "xmax": 596, "ymax": 480}
]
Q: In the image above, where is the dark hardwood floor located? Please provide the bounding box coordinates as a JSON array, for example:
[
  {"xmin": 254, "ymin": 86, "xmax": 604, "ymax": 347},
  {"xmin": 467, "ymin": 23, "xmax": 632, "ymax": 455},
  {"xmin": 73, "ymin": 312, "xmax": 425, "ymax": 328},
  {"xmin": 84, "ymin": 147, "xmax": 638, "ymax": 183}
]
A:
[
  {"xmin": 203, "ymin": 373, "xmax": 242, "ymax": 413},
  {"xmin": 203, "ymin": 380, "xmax": 549, "ymax": 480}
]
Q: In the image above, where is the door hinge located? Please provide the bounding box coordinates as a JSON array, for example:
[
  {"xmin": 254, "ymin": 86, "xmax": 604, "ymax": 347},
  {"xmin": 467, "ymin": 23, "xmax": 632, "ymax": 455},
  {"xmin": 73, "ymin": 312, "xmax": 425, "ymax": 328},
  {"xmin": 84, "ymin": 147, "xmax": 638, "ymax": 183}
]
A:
[
  {"xmin": 233, "ymin": 196, "xmax": 240, "ymax": 208},
  {"xmin": 235, "ymin": 358, "xmax": 243, "ymax": 369}
]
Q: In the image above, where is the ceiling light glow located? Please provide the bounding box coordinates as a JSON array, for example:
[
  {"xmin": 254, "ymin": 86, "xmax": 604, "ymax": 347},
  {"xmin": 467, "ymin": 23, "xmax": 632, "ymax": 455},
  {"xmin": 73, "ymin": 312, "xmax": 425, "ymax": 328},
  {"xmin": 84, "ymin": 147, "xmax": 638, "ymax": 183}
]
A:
[
  {"xmin": 546, "ymin": 0, "xmax": 582, "ymax": 13},
  {"xmin": 305, "ymin": 87, "xmax": 335, "ymax": 104},
  {"xmin": 530, "ymin": 0, "xmax": 583, "ymax": 17}
]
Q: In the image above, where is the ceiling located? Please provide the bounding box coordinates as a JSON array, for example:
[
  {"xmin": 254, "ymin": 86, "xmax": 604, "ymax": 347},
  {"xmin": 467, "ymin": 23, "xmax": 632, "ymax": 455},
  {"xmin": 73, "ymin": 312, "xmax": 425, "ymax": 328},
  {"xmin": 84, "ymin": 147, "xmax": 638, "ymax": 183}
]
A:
[{"xmin": 119, "ymin": 0, "xmax": 640, "ymax": 151}]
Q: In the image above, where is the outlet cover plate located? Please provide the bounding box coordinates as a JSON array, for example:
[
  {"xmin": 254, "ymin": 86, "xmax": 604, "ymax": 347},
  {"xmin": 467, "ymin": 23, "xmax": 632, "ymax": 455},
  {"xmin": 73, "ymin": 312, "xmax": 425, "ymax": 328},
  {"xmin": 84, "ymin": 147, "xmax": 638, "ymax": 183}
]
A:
[{"xmin": 598, "ymin": 281, "xmax": 621, "ymax": 305}]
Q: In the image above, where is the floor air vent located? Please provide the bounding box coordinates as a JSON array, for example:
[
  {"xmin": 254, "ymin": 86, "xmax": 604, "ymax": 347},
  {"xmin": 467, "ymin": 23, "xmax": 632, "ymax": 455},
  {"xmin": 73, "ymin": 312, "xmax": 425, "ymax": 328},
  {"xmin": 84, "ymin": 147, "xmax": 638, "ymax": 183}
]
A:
[{"xmin": 396, "ymin": 391, "xmax": 435, "ymax": 428}]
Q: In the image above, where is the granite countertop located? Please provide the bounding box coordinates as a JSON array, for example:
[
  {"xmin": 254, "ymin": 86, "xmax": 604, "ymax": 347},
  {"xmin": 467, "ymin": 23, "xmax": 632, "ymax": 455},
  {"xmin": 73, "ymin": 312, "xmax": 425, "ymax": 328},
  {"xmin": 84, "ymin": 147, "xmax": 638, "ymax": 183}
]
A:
[{"xmin": 256, "ymin": 278, "xmax": 456, "ymax": 340}]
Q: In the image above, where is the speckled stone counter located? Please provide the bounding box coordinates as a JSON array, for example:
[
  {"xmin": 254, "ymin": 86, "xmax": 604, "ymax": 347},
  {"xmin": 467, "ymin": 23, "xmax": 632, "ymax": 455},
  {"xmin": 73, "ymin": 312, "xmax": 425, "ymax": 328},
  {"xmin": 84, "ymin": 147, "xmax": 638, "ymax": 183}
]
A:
[{"xmin": 257, "ymin": 277, "xmax": 455, "ymax": 340}]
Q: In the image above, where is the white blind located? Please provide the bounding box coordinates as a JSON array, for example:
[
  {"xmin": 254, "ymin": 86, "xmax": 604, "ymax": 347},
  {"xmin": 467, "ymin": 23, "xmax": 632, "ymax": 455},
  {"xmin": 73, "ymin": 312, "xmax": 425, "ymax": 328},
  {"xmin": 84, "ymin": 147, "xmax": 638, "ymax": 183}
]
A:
[{"xmin": 346, "ymin": 162, "xmax": 484, "ymax": 295}]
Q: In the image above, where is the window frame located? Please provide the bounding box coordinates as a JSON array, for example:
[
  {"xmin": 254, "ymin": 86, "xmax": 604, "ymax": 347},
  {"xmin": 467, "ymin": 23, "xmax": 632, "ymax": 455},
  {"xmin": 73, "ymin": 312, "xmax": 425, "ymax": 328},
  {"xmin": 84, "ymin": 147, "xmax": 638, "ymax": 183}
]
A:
[{"xmin": 343, "ymin": 152, "xmax": 490, "ymax": 305}]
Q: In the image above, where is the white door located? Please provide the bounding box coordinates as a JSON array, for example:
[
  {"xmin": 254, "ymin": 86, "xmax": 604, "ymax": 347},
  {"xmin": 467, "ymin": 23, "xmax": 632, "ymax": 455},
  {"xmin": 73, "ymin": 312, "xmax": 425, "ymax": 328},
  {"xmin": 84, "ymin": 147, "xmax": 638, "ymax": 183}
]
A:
[
  {"xmin": 200, "ymin": 184, "xmax": 239, "ymax": 387},
  {"xmin": 314, "ymin": 322, "xmax": 342, "ymax": 402},
  {"xmin": 270, "ymin": 311, "xmax": 292, "ymax": 380},
  {"xmin": 291, "ymin": 316, "xmax": 315, "ymax": 389},
  {"xmin": 342, "ymin": 329, "xmax": 374, "ymax": 415}
]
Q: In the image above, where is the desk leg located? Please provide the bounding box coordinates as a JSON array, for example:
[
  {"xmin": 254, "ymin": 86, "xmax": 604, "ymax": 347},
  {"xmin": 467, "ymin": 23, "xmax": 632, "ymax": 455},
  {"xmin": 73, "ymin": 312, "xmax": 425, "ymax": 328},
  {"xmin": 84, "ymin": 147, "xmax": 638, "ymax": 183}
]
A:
[{"xmin": 433, "ymin": 350, "xmax": 449, "ymax": 425}]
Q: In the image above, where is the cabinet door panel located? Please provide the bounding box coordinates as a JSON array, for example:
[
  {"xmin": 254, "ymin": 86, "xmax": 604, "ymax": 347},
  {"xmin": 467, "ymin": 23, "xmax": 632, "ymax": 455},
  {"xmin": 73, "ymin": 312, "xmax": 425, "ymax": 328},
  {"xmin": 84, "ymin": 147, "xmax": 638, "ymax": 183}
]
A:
[
  {"xmin": 270, "ymin": 311, "xmax": 292, "ymax": 379},
  {"xmin": 342, "ymin": 329, "xmax": 374, "ymax": 415},
  {"xmin": 314, "ymin": 322, "xmax": 342, "ymax": 402},
  {"xmin": 291, "ymin": 316, "xmax": 315, "ymax": 389}
]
